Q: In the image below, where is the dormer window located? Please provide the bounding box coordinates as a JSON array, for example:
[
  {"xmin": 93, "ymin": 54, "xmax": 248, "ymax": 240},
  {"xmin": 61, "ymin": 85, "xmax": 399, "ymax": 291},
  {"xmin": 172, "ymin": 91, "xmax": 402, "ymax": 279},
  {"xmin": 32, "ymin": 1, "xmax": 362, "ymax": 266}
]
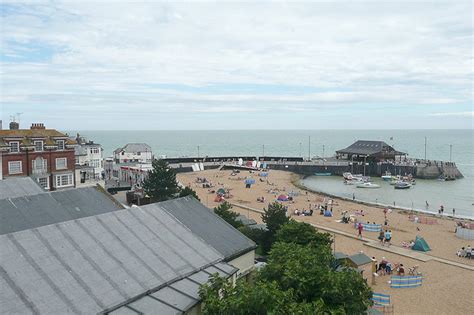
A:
[
  {"xmin": 57, "ymin": 140, "xmax": 65, "ymax": 150},
  {"xmin": 9, "ymin": 141, "xmax": 19, "ymax": 153},
  {"xmin": 34, "ymin": 141, "xmax": 44, "ymax": 152}
]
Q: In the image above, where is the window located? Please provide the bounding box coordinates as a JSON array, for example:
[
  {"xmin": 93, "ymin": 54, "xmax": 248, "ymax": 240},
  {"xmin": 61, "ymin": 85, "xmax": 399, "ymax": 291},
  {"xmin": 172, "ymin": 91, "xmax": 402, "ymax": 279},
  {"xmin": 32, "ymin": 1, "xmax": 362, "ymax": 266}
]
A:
[
  {"xmin": 90, "ymin": 148, "xmax": 100, "ymax": 154},
  {"xmin": 9, "ymin": 141, "xmax": 19, "ymax": 153},
  {"xmin": 89, "ymin": 159, "xmax": 101, "ymax": 168},
  {"xmin": 56, "ymin": 157, "xmax": 67, "ymax": 170},
  {"xmin": 37, "ymin": 177, "xmax": 49, "ymax": 189},
  {"xmin": 32, "ymin": 157, "xmax": 47, "ymax": 171},
  {"xmin": 57, "ymin": 140, "xmax": 65, "ymax": 150},
  {"xmin": 55, "ymin": 174, "xmax": 73, "ymax": 188},
  {"xmin": 8, "ymin": 161, "xmax": 22, "ymax": 174},
  {"xmin": 34, "ymin": 141, "xmax": 44, "ymax": 152}
]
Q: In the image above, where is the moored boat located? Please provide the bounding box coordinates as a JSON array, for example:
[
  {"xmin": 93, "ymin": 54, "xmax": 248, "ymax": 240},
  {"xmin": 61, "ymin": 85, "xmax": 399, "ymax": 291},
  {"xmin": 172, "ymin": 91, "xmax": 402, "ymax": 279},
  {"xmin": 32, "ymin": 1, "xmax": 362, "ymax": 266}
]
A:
[
  {"xmin": 394, "ymin": 182, "xmax": 411, "ymax": 189},
  {"xmin": 381, "ymin": 171, "xmax": 392, "ymax": 181},
  {"xmin": 356, "ymin": 182, "xmax": 380, "ymax": 189},
  {"xmin": 315, "ymin": 172, "xmax": 332, "ymax": 176}
]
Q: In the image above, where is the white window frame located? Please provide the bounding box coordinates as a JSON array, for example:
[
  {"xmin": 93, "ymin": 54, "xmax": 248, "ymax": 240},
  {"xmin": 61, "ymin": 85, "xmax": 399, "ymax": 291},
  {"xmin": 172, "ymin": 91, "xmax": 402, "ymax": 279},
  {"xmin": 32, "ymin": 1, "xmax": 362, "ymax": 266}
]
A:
[
  {"xmin": 9, "ymin": 141, "xmax": 20, "ymax": 153},
  {"xmin": 34, "ymin": 140, "xmax": 44, "ymax": 152},
  {"xmin": 37, "ymin": 177, "xmax": 49, "ymax": 190},
  {"xmin": 55, "ymin": 174, "xmax": 73, "ymax": 188},
  {"xmin": 55, "ymin": 157, "xmax": 68, "ymax": 170},
  {"xmin": 57, "ymin": 140, "xmax": 65, "ymax": 150},
  {"xmin": 32, "ymin": 158, "xmax": 47, "ymax": 171},
  {"xmin": 8, "ymin": 161, "xmax": 22, "ymax": 174}
]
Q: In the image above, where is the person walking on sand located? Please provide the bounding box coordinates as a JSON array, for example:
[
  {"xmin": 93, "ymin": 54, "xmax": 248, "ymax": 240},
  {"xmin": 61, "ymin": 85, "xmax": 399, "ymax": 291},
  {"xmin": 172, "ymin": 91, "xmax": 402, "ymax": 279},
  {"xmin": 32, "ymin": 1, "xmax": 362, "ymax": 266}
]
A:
[
  {"xmin": 378, "ymin": 230, "xmax": 385, "ymax": 245},
  {"xmin": 353, "ymin": 193, "xmax": 355, "ymax": 201},
  {"xmin": 384, "ymin": 230, "xmax": 392, "ymax": 247},
  {"xmin": 357, "ymin": 223, "xmax": 363, "ymax": 239}
]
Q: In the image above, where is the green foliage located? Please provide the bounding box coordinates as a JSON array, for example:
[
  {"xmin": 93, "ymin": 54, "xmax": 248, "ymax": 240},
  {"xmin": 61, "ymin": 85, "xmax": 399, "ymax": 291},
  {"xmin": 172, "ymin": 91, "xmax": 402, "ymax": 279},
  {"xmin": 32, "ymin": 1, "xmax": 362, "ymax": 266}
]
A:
[
  {"xmin": 178, "ymin": 186, "xmax": 200, "ymax": 201},
  {"xmin": 238, "ymin": 225, "xmax": 266, "ymax": 244},
  {"xmin": 199, "ymin": 274, "xmax": 328, "ymax": 315},
  {"xmin": 275, "ymin": 220, "xmax": 332, "ymax": 250},
  {"xmin": 143, "ymin": 159, "xmax": 180, "ymax": 202},
  {"xmin": 262, "ymin": 202, "xmax": 289, "ymax": 234},
  {"xmin": 213, "ymin": 202, "xmax": 243, "ymax": 229},
  {"xmin": 259, "ymin": 242, "xmax": 372, "ymax": 314}
]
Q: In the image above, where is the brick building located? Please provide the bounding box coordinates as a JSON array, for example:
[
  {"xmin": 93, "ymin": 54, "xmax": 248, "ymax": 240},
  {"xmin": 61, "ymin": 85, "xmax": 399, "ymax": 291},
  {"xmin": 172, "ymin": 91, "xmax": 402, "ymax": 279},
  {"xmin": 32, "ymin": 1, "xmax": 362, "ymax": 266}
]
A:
[{"xmin": 0, "ymin": 122, "xmax": 76, "ymax": 190}]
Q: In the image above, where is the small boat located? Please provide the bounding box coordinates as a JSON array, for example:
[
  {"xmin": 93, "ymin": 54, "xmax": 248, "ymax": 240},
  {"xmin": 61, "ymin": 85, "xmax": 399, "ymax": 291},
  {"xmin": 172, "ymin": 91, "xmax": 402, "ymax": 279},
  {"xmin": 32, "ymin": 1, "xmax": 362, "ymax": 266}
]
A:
[
  {"xmin": 315, "ymin": 172, "xmax": 332, "ymax": 176},
  {"xmin": 356, "ymin": 182, "xmax": 380, "ymax": 189},
  {"xmin": 343, "ymin": 172, "xmax": 363, "ymax": 180},
  {"xmin": 381, "ymin": 171, "xmax": 392, "ymax": 181},
  {"xmin": 344, "ymin": 178, "xmax": 364, "ymax": 185},
  {"xmin": 394, "ymin": 182, "xmax": 411, "ymax": 189}
]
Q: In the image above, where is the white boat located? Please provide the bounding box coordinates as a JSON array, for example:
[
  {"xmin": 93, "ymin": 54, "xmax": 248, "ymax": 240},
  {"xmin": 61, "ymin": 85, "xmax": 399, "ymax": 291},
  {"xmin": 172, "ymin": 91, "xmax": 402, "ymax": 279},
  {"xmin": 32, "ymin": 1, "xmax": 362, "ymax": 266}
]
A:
[
  {"xmin": 344, "ymin": 178, "xmax": 364, "ymax": 185},
  {"xmin": 394, "ymin": 182, "xmax": 411, "ymax": 189},
  {"xmin": 381, "ymin": 171, "xmax": 392, "ymax": 181},
  {"xmin": 356, "ymin": 182, "xmax": 380, "ymax": 189}
]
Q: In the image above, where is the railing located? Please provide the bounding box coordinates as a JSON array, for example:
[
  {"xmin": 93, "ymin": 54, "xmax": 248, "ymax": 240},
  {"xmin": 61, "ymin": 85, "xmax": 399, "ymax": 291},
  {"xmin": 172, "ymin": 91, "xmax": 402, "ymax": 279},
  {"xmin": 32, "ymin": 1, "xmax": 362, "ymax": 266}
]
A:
[{"xmin": 32, "ymin": 168, "xmax": 48, "ymax": 175}]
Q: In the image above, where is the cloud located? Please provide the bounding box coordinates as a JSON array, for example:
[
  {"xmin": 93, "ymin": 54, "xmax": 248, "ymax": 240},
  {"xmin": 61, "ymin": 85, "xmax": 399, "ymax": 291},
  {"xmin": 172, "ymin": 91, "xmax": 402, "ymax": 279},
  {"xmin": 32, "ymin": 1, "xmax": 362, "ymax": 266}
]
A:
[{"xmin": 1, "ymin": 0, "xmax": 473, "ymax": 129}]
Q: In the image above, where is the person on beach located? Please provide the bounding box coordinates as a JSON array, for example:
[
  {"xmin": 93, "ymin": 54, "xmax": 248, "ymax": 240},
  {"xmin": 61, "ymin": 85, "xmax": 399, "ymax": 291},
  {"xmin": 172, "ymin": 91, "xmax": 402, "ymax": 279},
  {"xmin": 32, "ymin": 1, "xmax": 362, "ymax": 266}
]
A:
[
  {"xmin": 357, "ymin": 223, "xmax": 363, "ymax": 239},
  {"xmin": 425, "ymin": 201, "xmax": 429, "ymax": 208},
  {"xmin": 378, "ymin": 230, "xmax": 385, "ymax": 245},
  {"xmin": 452, "ymin": 208, "xmax": 455, "ymax": 217},
  {"xmin": 352, "ymin": 193, "xmax": 355, "ymax": 201},
  {"xmin": 384, "ymin": 230, "xmax": 392, "ymax": 246}
]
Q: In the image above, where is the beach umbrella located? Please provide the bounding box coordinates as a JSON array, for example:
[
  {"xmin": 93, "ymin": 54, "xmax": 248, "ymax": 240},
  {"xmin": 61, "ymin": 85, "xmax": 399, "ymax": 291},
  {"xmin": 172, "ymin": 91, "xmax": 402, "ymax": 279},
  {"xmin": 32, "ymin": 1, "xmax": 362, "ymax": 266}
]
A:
[
  {"xmin": 277, "ymin": 195, "xmax": 289, "ymax": 201},
  {"xmin": 217, "ymin": 188, "xmax": 226, "ymax": 195},
  {"xmin": 245, "ymin": 179, "xmax": 256, "ymax": 185}
]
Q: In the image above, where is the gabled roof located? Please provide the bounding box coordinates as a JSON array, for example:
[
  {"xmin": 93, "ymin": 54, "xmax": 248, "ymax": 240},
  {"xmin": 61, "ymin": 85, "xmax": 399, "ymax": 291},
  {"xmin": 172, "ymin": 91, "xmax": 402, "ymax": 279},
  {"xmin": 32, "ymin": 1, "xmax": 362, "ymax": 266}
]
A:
[
  {"xmin": 152, "ymin": 197, "xmax": 256, "ymax": 260},
  {"xmin": 0, "ymin": 129, "xmax": 76, "ymax": 146},
  {"xmin": 348, "ymin": 253, "xmax": 373, "ymax": 266},
  {"xmin": 0, "ymin": 186, "xmax": 124, "ymax": 235},
  {"xmin": 114, "ymin": 143, "xmax": 152, "ymax": 154},
  {"xmin": 0, "ymin": 177, "xmax": 45, "ymax": 199},
  {"xmin": 336, "ymin": 140, "xmax": 405, "ymax": 156},
  {"xmin": 0, "ymin": 205, "xmax": 223, "ymax": 314}
]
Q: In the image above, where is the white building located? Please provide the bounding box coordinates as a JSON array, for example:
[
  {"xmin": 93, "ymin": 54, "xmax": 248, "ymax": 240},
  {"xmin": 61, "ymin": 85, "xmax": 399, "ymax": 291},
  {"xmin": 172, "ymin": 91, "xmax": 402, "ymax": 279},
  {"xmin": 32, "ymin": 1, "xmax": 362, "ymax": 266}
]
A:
[
  {"xmin": 113, "ymin": 143, "xmax": 153, "ymax": 164},
  {"xmin": 74, "ymin": 134, "xmax": 104, "ymax": 183}
]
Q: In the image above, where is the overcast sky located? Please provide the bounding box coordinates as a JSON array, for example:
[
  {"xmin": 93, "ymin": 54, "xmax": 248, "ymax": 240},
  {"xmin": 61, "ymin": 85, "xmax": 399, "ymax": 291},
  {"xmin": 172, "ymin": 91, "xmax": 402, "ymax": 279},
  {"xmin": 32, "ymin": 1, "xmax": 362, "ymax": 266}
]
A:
[{"xmin": 1, "ymin": 0, "xmax": 472, "ymax": 130}]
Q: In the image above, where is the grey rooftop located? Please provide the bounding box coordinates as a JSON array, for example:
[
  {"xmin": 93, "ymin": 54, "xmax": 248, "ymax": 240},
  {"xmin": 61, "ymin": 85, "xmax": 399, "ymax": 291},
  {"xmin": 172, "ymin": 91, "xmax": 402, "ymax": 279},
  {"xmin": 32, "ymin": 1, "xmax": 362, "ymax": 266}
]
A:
[{"xmin": 0, "ymin": 177, "xmax": 45, "ymax": 200}]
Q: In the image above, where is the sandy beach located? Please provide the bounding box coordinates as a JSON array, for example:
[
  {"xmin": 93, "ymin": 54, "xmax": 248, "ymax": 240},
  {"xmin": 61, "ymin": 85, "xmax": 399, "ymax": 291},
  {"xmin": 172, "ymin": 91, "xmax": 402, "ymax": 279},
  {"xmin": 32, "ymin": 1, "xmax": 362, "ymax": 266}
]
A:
[{"xmin": 178, "ymin": 168, "xmax": 473, "ymax": 315}]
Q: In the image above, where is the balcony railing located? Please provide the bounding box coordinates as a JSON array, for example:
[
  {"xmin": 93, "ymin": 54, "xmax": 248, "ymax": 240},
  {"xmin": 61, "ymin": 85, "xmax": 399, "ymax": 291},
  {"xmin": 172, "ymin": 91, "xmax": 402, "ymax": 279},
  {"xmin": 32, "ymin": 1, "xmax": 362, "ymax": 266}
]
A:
[{"xmin": 32, "ymin": 168, "xmax": 48, "ymax": 175}]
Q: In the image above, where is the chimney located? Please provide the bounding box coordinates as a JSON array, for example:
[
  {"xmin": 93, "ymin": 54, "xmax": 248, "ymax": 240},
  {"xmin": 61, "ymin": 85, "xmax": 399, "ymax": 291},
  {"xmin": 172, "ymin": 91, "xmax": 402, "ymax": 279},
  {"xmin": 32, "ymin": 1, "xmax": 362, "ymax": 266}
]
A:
[
  {"xmin": 30, "ymin": 123, "xmax": 46, "ymax": 130},
  {"xmin": 10, "ymin": 121, "xmax": 19, "ymax": 130}
]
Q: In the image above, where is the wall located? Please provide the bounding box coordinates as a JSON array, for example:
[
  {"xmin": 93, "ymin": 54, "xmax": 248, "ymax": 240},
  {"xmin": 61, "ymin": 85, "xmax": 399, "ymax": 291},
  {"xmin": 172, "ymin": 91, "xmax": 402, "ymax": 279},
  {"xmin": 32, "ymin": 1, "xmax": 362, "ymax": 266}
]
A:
[{"xmin": 228, "ymin": 250, "xmax": 255, "ymax": 278}]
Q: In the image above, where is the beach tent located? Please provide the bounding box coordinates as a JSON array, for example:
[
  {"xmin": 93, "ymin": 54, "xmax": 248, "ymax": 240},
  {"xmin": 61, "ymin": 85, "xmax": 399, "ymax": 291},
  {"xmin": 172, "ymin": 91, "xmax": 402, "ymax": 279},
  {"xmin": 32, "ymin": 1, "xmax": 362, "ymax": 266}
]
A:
[
  {"xmin": 245, "ymin": 179, "xmax": 256, "ymax": 185},
  {"xmin": 217, "ymin": 188, "xmax": 226, "ymax": 195},
  {"xmin": 324, "ymin": 210, "xmax": 333, "ymax": 217},
  {"xmin": 412, "ymin": 236, "xmax": 431, "ymax": 252},
  {"xmin": 277, "ymin": 195, "xmax": 289, "ymax": 201},
  {"xmin": 252, "ymin": 160, "xmax": 257, "ymax": 168},
  {"xmin": 259, "ymin": 172, "xmax": 268, "ymax": 177},
  {"xmin": 257, "ymin": 161, "xmax": 261, "ymax": 168},
  {"xmin": 262, "ymin": 163, "xmax": 267, "ymax": 169},
  {"xmin": 246, "ymin": 161, "xmax": 253, "ymax": 167},
  {"xmin": 238, "ymin": 158, "xmax": 243, "ymax": 166}
]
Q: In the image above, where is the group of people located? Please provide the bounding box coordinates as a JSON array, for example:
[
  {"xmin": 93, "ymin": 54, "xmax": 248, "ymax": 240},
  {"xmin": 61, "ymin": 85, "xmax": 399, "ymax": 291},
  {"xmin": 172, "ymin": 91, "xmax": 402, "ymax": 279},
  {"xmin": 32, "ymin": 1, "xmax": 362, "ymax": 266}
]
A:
[
  {"xmin": 378, "ymin": 229, "xmax": 393, "ymax": 246},
  {"xmin": 374, "ymin": 257, "xmax": 406, "ymax": 276},
  {"xmin": 294, "ymin": 208, "xmax": 314, "ymax": 216},
  {"xmin": 456, "ymin": 245, "xmax": 472, "ymax": 259}
]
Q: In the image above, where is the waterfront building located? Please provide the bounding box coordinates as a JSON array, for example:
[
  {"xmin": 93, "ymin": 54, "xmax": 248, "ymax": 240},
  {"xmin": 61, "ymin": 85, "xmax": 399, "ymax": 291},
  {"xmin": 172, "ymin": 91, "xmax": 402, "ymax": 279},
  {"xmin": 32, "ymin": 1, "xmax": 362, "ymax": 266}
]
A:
[
  {"xmin": 0, "ymin": 122, "xmax": 76, "ymax": 190},
  {"xmin": 336, "ymin": 140, "xmax": 406, "ymax": 162},
  {"xmin": 74, "ymin": 133, "xmax": 104, "ymax": 183},
  {"xmin": 113, "ymin": 143, "xmax": 153, "ymax": 164},
  {"xmin": 0, "ymin": 196, "xmax": 255, "ymax": 314}
]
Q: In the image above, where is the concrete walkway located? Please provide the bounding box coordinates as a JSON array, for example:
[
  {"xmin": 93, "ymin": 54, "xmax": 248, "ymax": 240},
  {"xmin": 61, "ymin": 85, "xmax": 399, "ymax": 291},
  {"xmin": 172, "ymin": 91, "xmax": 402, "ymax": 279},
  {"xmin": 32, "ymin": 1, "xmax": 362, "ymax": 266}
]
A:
[{"xmin": 231, "ymin": 202, "xmax": 474, "ymax": 271}]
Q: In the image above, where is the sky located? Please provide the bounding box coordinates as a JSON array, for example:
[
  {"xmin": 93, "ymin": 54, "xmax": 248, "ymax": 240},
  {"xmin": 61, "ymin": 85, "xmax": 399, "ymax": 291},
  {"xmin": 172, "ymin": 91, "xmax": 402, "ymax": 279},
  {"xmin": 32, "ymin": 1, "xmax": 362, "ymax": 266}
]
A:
[{"xmin": 1, "ymin": 0, "xmax": 473, "ymax": 130}]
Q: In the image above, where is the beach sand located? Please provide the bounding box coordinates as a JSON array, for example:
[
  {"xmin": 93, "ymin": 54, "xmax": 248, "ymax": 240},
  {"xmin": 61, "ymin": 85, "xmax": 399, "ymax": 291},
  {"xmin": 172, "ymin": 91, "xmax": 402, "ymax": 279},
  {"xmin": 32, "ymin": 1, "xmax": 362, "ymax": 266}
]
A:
[{"xmin": 177, "ymin": 168, "xmax": 473, "ymax": 315}]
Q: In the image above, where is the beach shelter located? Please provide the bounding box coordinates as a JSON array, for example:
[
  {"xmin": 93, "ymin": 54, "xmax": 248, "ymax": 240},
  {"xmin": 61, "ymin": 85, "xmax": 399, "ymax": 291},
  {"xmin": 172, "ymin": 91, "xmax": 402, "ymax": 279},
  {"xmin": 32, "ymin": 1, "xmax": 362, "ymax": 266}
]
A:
[
  {"xmin": 412, "ymin": 236, "xmax": 431, "ymax": 252},
  {"xmin": 262, "ymin": 163, "xmax": 267, "ymax": 169},
  {"xmin": 217, "ymin": 188, "xmax": 226, "ymax": 195},
  {"xmin": 277, "ymin": 195, "xmax": 289, "ymax": 201},
  {"xmin": 245, "ymin": 179, "xmax": 256, "ymax": 185},
  {"xmin": 324, "ymin": 210, "xmax": 333, "ymax": 217},
  {"xmin": 259, "ymin": 172, "xmax": 268, "ymax": 177}
]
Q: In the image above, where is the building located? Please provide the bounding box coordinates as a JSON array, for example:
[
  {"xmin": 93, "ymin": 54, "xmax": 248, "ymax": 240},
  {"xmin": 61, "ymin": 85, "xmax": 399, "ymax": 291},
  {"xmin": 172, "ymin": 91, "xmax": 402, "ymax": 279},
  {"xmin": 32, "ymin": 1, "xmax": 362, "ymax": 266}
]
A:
[
  {"xmin": 0, "ymin": 122, "xmax": 76, "ymax": 190},
  {"xmin": 74, "ymin": 133, "xmax": 104, "ymax": 183},
  {"xmin": 336, "ymin": 140, "xmax": 406, "ymax": 162},
  {"xmin": 0, "ymin": 196, "xmax": 256, "ymax": 314},
  {"xmin": 113, "ymin": 143, "xmax": 153, "ymax": 164}
]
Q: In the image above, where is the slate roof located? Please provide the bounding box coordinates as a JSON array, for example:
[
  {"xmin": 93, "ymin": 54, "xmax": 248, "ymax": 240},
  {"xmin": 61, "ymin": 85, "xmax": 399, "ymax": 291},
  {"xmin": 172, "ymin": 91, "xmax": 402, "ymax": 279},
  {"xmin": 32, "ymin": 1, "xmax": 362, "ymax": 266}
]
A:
[
  {"xmin": 154, "ymin": 197, "xmax": 256, "ymax": 260},
  {"xmin": 336, "ymin": 140, "xmax": 405, "ymax": 156},
  {"xmin": 348, "ymin": 253, "xmax": 373, "ymax": 266},
  {"xmin": 114, "ymin": 143, "xmax": 152, "ymax": 154},
  {"xmin": 0, "ymin": 186, "xmax": 124, "ymax": 235},
  {"xmin": 0, "ymin": 206, "xmax": 224, "ymax": 314},
  {"xmin": 0, "ymin": 128, "xmax": 76, "ymax": 147},
  {"xmin": 0, "ymin": 177, "xmax": 45, "ymax": 199}
]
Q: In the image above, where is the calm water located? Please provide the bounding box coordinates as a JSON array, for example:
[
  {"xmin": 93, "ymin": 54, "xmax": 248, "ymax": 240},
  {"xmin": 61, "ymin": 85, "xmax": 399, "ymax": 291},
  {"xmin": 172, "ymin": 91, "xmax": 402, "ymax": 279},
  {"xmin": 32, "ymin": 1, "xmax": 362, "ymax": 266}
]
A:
[{"xmin": 69, "ymin": 130, "xmax": 473, "ymax": 218}]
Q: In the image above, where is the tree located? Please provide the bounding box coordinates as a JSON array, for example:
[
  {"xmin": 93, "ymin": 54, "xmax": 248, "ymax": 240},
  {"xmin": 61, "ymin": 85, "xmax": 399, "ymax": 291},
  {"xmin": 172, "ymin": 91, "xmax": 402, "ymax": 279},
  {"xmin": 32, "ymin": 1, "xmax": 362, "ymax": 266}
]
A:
[
  {"xmin": 275, "ymin": 220, "xmax": 332, "ymax": 250},
  {"xmin": 262, "ymin": 202, "xmax": 289, "ymax": 234},
  {"xmin": 142, "ymin": 159, "xmax": 179, "ymax": 202},
  {"xmin": 178, "ymin": 186, "xmax": 200, "ymax": 201},
  {"xmin": 213, "ymin": 202, "xmax": 242, "ymax": 229},
  {"xmin": 199, "ymin": 274, "xmax": 328, "ymax": 315},
  {"xmin": 259, "ymin": 242, "xmax": 372, "ymax": 314}
]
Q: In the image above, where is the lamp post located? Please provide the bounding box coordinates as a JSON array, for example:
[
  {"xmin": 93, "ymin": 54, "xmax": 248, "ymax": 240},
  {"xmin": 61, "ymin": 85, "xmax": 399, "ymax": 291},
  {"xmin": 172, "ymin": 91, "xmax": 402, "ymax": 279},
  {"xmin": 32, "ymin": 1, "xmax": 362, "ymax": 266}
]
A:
[
  {"xmin": 197, "ymin": 145, "xmax": 200, "ymax": 159},
  {"xmin": 322, "ymin": 145, "xmax": 325, "ymax": 159},
  {"xmin": 363, "ymin": 155, "xmax": 367, "ymax": 176},
  {"xmin": 449, "ymin": 144, "xmax": 452, "ymax": 162},
  {"xmin": 308, "ymin": 136, "xmax": 311, "ymax": 161},
  {"xmin": 424, "ymin": 137, "xmax": 427, "ymax": 161},
  {"xmin": 299, "ymin": 142, "xmax": 302, "ymax": 157},
  {"xmin": 262, "ymin": 144, "xmax": 265, "ymax": 157}
]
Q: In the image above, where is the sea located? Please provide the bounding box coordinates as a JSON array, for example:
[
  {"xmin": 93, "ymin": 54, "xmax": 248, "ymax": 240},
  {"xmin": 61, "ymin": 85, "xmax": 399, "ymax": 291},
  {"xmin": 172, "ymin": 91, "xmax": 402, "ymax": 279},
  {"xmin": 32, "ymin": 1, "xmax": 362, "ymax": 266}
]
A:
[{"xmin": 70, "ymin": 129, "xmax": 473, "ymax": 219}]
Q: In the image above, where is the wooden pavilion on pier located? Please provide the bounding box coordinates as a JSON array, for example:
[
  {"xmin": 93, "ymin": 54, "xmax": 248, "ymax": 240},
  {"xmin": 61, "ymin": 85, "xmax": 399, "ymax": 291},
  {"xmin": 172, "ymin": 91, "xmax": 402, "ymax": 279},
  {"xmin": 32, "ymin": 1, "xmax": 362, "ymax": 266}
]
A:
[{"xmin": 336, "ymin": 140, "xmax": 406, "ymax": 162}]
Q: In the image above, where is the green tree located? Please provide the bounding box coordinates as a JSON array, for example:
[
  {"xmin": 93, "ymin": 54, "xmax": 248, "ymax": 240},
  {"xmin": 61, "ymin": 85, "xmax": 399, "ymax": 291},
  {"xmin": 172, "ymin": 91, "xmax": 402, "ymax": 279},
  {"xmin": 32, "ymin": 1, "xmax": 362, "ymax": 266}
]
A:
[
  {"xmin": 259, "ymin": 242, "xmax": 372, "ymax": 314},
  {"xmin": 213, "ymin": 202, "xmax": 242, "ymax": 229},
  {"xmin": 142, "ymin": 159, "xmax": 180, "ymax": 202},
  {"xmin": 178, "ymin": 186, "xmax": 200, "ymax": 201},
  {"xmin": 275, "ymin": 220, "xmax": 332, "ymax": 250},
  {"xmin": 262, "ymin": 202, "xmax": 289, "ymax": 234},
  {"xmin": 199, "ymin": 274, "xmax": 329, "ymax": 315}
]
